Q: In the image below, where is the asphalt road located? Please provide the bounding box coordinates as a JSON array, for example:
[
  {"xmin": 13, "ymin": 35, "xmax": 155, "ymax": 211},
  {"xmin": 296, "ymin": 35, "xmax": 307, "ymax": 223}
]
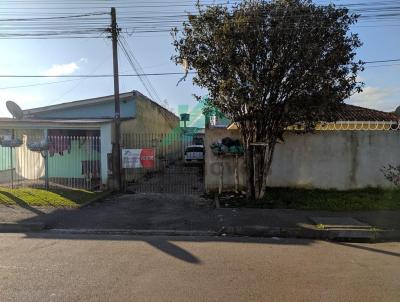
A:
[{"xmin": 0, "ymin": 233, "xmax": 399, "ymax": 302}]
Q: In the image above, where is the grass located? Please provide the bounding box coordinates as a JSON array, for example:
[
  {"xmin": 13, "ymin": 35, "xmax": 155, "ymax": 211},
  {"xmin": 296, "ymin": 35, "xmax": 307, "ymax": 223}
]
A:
[
  {"xmin": 0, "ymin": 188, "xmax": 106, "ymax": 208},
  {"xmin": 219, "ymin": 187, "xmax": 400, "ymax": 211}
]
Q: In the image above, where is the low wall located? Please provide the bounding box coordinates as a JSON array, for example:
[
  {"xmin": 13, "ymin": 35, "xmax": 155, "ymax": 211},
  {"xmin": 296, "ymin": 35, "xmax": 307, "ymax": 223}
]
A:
[{"xmin": 204, "ymin": 128, "xmax": 400, "ymax": 191}]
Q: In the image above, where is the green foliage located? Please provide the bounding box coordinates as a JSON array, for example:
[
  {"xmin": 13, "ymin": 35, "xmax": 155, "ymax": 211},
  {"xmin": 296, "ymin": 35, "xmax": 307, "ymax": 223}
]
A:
[
  {"xmin": 381, "ymin": 165, "xmax": 400, "ymax": 186},
  {"xmin": 172, "ymin": 0, "xmax": 363, "ymax": 128},
  {"xmin": 172, "ymin": 0, "xmax": 364, "ymax": 199},
  {"xmin": 222, "ymin": 187, "xmax": 400, "ymax": 211},
  {"xmin": 0, "ymin": 188, "xmax": 102, "ymax": 207}
]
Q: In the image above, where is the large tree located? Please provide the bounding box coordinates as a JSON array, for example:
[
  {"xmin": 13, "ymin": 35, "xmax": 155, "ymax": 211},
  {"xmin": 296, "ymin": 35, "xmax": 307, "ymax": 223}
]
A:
[{"xmin": 172, "ymin": 0, "xmax": 363, "ymax": 200}]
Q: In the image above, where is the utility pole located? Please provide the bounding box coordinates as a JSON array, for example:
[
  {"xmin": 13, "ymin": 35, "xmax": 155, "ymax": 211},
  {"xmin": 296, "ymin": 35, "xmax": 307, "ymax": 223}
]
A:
[{"xmin": 110, "ymin": 7, "xmax": 122, "ymax": 191}]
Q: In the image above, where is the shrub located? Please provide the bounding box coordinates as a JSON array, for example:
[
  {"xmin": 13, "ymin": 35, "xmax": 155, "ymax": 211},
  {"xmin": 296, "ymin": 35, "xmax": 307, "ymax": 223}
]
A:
[{"xmin": 382, "ymin": 165, "xmax": 400, "ymax": 186}]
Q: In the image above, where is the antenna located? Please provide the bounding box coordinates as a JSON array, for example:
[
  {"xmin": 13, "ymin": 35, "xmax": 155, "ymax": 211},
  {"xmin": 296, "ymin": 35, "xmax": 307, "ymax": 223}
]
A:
[{"xmin": 6, "ymin": 101, "xmax": 23, "ymax": 120}]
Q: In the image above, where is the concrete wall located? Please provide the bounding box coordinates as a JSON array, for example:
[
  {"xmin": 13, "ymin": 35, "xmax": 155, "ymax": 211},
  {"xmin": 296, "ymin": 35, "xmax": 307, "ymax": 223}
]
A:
[
  {"xmin": 205, "ymin": 128, "xmax": 400, "ymax": 191},
  {"xmin": 121, "ymin": 95, "xmax": 179, "ymax": 134}
]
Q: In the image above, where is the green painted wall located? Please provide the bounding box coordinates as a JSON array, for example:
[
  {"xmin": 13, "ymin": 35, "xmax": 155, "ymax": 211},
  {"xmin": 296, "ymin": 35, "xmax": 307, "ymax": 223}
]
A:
[
  {"xmin": 0, "ymin": 147, "xmax": 15, "ymax": 171},
  {"xmin": 48, "ymin": 140, "xmax": 100, "ymax": 178},
  {"xmin": 0, "ymin": 139, "xmax": 100, "ymax": 179}
]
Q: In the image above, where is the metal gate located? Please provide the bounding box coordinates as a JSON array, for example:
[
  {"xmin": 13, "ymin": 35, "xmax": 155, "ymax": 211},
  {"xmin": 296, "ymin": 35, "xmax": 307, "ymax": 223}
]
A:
[
  {"xmin": 0, "ymin": 135, "xmax": 101, "ymax": 191},
  {"xmin": 122, "ymin": 132, "xmax": 204, "ymax": 195}
]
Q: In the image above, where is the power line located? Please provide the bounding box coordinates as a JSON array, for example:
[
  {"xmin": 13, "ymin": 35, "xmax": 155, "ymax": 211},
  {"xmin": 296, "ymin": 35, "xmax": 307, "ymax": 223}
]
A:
[
  {"xmin": 365, "ymin": 59, "xmax": 400, "ymax": 63},
  {"xmin": 0, "ymin": 12, "xmax": 109, "ymax": 21},
  {"xmin": 0, "ymin": 78, "xmax": 83, "ymax": 89},
  {"xmin": 0, "ymin": 63, "xmax": 397, "ymax": 89},
  {"xmin": 0, "ymin": 59, "xmax": 399, "ymax": 79},
  {"xmin": 366, "ymin": 63, "xmax": 400, "ymax": 68},
  {"xmin": 0, "ymin": 72, "xmax": 197, "ymax": 78},
  {"xmin": 50, "ymin": 54, "xmax": 112, "ymax": 102},
  {"xmin": 0, "ymin": 7, "xmax": 399, "ymax": 39},
  {"xmin": 118, "ymin": 35, "xmax": 162, "ymax": 103}
]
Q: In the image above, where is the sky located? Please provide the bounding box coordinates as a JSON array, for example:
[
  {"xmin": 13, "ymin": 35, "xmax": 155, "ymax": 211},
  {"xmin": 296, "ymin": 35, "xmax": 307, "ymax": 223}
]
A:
[{"xmin": 0, "ymin": 0, "xmax": 399, "ymax": 121}]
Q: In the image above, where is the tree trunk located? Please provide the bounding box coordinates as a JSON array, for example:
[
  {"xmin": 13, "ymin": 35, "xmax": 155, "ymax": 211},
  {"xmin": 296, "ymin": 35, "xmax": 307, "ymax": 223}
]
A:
[
  {"xmin": 244, "ymin": 142, "xmax": 255, "ymax": 200},
  {"xmin": 259, "ymin": 143, "xmax": 276, "ymax": 200}
]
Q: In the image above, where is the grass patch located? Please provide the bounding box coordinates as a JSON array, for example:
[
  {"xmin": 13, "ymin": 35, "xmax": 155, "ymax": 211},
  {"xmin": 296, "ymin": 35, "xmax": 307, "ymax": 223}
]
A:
[
  {"xmin": 0, "ymin": 188, "xmax": 105, "ymax": 208},
  {"xmin": 219, "ymin": 187, "xmax": 400, "ymax": 211}
]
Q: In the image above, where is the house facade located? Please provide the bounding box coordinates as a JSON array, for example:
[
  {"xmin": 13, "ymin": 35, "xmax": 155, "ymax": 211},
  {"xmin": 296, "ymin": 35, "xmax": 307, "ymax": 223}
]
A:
[{"xmin": 0, "ymin": 91, "xmax": 179, "ymax": 190}]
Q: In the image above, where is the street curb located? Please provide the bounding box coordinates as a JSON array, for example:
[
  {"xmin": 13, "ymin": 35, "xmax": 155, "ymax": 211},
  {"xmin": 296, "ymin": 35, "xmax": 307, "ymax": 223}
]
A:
[
  {"xmin": 0, "ymin": 222, "xmax": 45, "ymax": 233},
  {"xmin": 47, "ymin": 228, "xmax": 219, "ymax": 237},
  {"xmin": 78, "ymin": 190, "xmax": 114, "ymax": 208},
  {"xmin": 37, "ymin": 227, "xmax": 400, "ymax": 242},
  {"xmin": 221, "ymin": 226, "xmax": 400, "ymax": 242},
  {"xmin": 1, "ymin": 225, "xmax": 398, "ymax": 242}
]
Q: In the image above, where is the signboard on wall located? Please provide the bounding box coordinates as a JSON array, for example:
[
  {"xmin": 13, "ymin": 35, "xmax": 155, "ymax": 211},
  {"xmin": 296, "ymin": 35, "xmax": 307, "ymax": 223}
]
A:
[{"xmin": 122, "ymin": 148, "xmax": 155, "ymax": 169}]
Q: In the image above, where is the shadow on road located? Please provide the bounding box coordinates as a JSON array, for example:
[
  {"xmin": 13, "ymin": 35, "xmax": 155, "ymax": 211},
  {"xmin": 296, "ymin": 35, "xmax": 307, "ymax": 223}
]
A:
[
  {"xmin": 20, "ymin": 232, "xmax": 315, "ymax": 264},
  {"xmin": 11, "ymin": 192, "xmax": 400, "ymax": 264},
  {"xmin": 334, "ymin": 242, "xmax": 400, "ymax": 258},
  {"xmin": 146, "ymin": 239, "xmax": 202, "ymax": 264}
]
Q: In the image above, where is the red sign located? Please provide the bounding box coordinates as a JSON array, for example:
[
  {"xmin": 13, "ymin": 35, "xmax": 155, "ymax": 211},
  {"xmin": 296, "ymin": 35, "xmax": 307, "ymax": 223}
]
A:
[
  {"xmin": 122, "ymin": 148, "xmax": 155, "ymax": 169},
  {"xmin": 139, "ymin": 148, "xmax": 155, "ymax": 169}
]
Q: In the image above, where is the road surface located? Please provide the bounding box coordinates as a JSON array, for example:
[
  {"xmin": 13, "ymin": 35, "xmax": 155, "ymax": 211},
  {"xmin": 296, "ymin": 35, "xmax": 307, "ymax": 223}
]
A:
[{"xmin": 0, "ymin": 233, "xmax": 399, "ymax": 302}]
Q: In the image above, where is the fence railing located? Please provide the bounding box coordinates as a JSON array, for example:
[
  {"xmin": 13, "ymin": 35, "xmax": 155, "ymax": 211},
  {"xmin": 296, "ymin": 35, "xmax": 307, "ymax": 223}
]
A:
[
  {"xmin": 121, "ymin": 132, "xmax": 204, "ymax": 194},
  {"xmin": 0, "ymin": 135, "xmax": 101, "ymax": 191}
]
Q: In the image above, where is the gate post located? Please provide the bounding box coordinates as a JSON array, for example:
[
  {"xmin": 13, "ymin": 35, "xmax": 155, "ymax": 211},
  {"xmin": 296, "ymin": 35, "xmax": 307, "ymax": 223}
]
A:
[{"xmin": 44, "ymin": 129, "xmax": 49, "ymax": 190}]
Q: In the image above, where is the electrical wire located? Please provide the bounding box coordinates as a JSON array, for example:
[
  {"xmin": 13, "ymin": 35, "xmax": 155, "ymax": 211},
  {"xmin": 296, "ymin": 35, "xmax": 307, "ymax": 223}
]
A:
[
  {"xmin": 0, "ymin": 78, "xmax": 83, "ymax": 89},
  {"xmin": 0, "ymin": 57, "xmax": 399, "ymax": 80},
  {"xmin": 1, "ymin": 1, "xmax": 400, "ymax": 39},
  {"xmin": 0, "ymin": 72, "xmax": 197, "ymax": 78},
  {"xmin": 118, "ymin": 35, "xmax": 162, "ymax": 103},
  {"xmin": 365, "ymin": 59, "xmax": 400, "ymax": 64}
]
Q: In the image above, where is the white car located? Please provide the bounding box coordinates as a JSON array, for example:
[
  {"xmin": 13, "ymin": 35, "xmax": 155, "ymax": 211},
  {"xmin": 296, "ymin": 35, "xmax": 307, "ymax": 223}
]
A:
[{"xmin": 184, "ymin": 145, "xmax": 204, "ymax": 164}]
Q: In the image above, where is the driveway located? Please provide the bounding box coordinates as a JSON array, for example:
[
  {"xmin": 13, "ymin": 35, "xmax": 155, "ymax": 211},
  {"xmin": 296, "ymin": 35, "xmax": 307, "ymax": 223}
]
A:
[
  {"xmin": 127, "ymin": 162, "xmax": 204, "ymax": 195},
  {"xmin": 17, "ymin": 193, "xmax": 218, "ymax": 230}
]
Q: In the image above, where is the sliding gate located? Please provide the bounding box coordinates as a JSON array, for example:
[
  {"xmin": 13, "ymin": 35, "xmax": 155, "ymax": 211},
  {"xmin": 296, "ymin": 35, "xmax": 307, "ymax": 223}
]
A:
[{"xmin": 122, "ymin": 132, "xmax": 204, "ymax": 195}]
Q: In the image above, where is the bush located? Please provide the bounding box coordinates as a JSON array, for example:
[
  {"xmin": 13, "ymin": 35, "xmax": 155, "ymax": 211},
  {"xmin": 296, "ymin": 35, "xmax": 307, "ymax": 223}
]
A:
[{"xmin": 382, "ymin": 165, "xmax": 400, "ymax": 186}]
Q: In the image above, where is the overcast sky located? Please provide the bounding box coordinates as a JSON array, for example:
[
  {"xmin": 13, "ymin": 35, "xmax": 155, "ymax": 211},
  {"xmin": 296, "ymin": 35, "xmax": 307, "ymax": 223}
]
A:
[{"xmin": 0, "ymin": 0, "xmax": 399, "ymax": 119}]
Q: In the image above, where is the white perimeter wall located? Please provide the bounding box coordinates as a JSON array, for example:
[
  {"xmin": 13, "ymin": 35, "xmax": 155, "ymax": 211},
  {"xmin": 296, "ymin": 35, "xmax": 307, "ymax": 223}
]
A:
[{"xmin": 204, "ymin": 128, "xmax": 400, "ymax": 191}]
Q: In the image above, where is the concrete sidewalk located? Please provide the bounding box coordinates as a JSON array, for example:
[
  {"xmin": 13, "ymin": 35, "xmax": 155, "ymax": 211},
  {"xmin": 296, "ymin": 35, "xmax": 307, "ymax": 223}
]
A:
[{"xmin": 1, "ymin": 193, "xmax": 399, "ymax": 240}]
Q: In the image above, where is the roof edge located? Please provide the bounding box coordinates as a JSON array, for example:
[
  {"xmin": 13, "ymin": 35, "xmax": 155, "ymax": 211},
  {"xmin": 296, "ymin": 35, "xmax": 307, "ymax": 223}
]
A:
[{"xmin": 23, "ymin": 91, "xmax": 135, "ymax": 115}]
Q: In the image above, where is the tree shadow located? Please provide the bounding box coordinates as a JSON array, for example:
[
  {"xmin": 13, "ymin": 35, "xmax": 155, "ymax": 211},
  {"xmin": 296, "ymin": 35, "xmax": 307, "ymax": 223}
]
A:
[
  {"xmin": 11, "ymin": 195, "xmax": 316, "ymax": 265},
  {"xmin": 0, "ymin": 191, "xmax": 45, "ymax": 216},
  {"xmin": 21, "ymin": 231, "xmax": 314, "ymax": 265},
  {"xmin": 146, "ymin": 239, "xmax": 201, "ymax": 264},
  {"xmin": 334, "ymin": 241, "xmax": 400, "ymax": 258}
]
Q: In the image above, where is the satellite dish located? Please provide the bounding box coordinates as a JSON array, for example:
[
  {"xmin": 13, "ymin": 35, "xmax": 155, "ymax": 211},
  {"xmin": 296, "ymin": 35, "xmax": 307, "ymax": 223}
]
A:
[
  {"xmin": 395, "ymin": 106, "xmax": 400, "ymax": 117},
  {"xmin": 6, "ymin": 101, "xmax": 23, "ymax": 120}
]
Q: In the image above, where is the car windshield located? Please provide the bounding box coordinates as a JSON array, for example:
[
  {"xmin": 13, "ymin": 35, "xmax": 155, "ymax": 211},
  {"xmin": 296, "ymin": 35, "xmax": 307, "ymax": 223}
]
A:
[{"xmin": 186, "ymin": 147, "xmax": 203, "ymax": 152}]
